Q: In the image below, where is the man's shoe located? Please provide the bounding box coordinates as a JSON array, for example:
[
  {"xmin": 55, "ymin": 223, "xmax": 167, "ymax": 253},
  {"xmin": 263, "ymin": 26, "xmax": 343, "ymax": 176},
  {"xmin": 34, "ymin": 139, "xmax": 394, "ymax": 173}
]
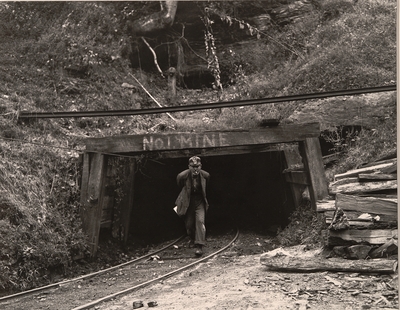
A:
[
  {"xmin": 195, "ymin": 245, "xmax": 203, "ymax": 256},
  {"xmin": 188, "ymin": 239, "xmax": 195, "ymax": 248}
]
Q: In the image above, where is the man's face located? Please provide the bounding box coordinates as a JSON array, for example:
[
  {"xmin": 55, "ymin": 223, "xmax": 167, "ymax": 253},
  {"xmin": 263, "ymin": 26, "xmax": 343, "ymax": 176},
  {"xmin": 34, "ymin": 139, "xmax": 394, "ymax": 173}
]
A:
[{"xmin": 189, "ymin": 164, "xmax": 201, "ymax": 176}]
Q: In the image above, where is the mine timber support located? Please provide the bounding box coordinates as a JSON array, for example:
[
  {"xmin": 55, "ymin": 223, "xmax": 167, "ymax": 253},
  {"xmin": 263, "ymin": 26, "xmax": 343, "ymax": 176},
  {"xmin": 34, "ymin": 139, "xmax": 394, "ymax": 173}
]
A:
[{"xmin": 80, "ymin": 122, "xmax": 328, "ymax": 257}]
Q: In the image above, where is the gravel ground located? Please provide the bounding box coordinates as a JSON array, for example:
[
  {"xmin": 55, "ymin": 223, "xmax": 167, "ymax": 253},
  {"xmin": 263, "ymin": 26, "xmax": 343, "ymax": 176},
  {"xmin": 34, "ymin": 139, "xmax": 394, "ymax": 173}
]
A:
[{"xmin": 1, "ymin": 230, "xmax": 398, "ymax": 310}]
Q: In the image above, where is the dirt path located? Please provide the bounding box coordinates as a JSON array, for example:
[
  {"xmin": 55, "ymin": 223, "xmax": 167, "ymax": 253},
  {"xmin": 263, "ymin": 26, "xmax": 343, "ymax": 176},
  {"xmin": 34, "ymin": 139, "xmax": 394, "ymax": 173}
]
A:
[{"xmin": 96, "ymin": 253, "xmax": 398, "ymax": 310}]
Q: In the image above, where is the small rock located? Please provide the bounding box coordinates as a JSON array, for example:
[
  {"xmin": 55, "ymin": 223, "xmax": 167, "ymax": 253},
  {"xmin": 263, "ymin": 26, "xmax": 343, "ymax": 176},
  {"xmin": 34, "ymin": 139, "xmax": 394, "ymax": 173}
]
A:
[
  {"xmin": 121, "ymin": 82, "xmax": 135, "ymax": 89},
  {"xmin": 347, "ymin": 245, "xmax": 372, "ymax": 260}
]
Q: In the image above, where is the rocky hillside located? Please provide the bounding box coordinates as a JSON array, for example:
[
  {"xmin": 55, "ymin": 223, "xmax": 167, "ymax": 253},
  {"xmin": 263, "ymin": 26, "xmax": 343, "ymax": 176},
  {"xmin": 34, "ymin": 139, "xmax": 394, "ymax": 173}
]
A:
[{"xmin": 0, "ymin": 0, "xmax": 396, "ymax": 294}]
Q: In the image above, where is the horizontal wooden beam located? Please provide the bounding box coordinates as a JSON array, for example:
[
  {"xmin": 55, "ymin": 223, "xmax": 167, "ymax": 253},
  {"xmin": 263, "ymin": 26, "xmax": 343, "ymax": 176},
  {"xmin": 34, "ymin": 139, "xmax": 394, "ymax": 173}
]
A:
[
  {"xmin": 334, "ymin": 159, "xmax": 396, "ymax": 180},
  {"xmin": 358, "ymin": 173, "xmax": 397, "ymax": 181},
  {"xmin": 335, "ymin": 193, "xmax": 397, "ymax": 216},
  {"xmin": 261, "ymin": 253, "xmax": 397, "ymax": 274},
  {"xmin": 316, "ymin": 200, "xmax": 335, "ymax": 212},
  {"xmin": 327, "ymin": 229, "xmax": 398, "ymax": 246},
  {"xmin": 329, "ymin": 180, "xmax": 397, "ymax": 195},
  {"xmin": 129, "ymin": 144, "xmax": 281, "ymax": 159},
  {"xmin": 84, "ymin": 123, "xmax": 320, "ymax": 153}
]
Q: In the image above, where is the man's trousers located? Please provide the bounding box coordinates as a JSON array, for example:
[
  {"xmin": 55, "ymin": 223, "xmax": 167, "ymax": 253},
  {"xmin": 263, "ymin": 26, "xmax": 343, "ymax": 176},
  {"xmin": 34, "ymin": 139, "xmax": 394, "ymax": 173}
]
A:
[{"xmin": 184, "ymin": 201, "xmax": 206, "ymax": 246}]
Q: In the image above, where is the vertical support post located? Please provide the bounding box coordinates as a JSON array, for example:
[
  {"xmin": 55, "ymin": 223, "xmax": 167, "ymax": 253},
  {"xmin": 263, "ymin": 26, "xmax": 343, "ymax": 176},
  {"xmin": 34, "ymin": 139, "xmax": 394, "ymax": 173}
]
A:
[
  {"xmin": 100, "ymin": 162, "xmax": 117, "ymax": 229},
  {"xmin": 298, "ymin": 137, "xmax": 329, "ymax": 210},
  {"xmin": 283, "ymin": 147, "xmax": 306, "ymax": 210},
  {"xmin": 120, "ymin": 159, "xmax": 136, "ymax": 246},
  {"xmin": 80, "ymin": 152, "xmax": 107, "ymax": 257}
]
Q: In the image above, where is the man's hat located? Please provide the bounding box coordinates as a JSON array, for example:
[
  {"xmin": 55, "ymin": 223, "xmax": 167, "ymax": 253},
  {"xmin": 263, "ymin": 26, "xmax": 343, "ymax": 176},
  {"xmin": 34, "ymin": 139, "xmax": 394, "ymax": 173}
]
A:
[{"xmin": 189, "ymin": 156, "xmax": 201, "ymax": 166}]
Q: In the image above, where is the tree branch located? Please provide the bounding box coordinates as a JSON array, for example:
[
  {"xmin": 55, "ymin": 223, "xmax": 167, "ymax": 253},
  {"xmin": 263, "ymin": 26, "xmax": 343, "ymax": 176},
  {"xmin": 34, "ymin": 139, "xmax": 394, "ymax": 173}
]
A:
[
  {"xmin": 129, "ymin": 73, "xmax": 177, "ymax": 122},
  {"xmin": 141, "ymin": 37, "xmax": 165, "ymax": 78}
]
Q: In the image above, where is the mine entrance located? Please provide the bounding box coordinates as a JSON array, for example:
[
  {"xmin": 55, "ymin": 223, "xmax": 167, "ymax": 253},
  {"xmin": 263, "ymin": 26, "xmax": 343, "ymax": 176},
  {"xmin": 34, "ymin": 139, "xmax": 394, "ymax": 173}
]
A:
[
  {"xmin": 131, "ymin": 151, "xmax": 294, "ymax": 244},
  {"xmin": 80, "ymin": 123, "xmax": 328, "ymax": 256}
]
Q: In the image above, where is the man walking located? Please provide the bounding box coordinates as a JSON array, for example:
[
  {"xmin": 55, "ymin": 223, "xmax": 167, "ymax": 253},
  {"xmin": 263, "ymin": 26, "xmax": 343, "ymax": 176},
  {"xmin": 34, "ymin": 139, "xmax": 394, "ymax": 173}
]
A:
[{"xmin": 175, "ymin": 156, "xmax": 210, "ymax": 256}]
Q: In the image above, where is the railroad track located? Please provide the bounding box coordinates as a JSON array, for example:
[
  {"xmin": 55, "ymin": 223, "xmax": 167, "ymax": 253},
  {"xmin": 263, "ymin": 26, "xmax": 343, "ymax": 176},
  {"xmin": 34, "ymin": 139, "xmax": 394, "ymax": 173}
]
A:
[{"xmin": 0, "ymin": 229, "xmax": 239, "ymax": 310}]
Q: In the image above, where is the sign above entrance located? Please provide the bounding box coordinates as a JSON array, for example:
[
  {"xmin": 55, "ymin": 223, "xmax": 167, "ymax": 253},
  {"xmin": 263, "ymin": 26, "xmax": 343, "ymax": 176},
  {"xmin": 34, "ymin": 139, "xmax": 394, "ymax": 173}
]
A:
[
  {"xmin": 84, "ymin": 123, "xmax": 320, "ymax": 154},
  {"xmin": 143, "ymin": 133, "xmax": 229, "ymax": 151}
]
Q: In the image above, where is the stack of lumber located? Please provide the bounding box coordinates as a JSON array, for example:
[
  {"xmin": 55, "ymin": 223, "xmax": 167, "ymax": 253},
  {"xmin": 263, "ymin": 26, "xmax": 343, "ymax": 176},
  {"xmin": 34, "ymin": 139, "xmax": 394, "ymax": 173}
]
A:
[{"xmin": 317, "ymin": 154, "xmax": 397, "ymax": 259}]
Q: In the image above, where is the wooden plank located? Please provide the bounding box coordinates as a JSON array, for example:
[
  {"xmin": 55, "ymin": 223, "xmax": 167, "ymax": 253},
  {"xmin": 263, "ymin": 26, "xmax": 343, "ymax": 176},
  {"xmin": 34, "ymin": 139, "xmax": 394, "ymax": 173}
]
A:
[
  {"xmin": 323, "ymin": 210, "xmax": 396, "ymax": 224},
  {"xmin": 84, "ymin": 123, "xmax": 321, "ymax": 153},
  {"xmin": 325, "ymin": 219, "xmax": 389, "ymax": 229},
  {"xmin": 136, "ymin": 144, "xmax": 280, "ymax": 159},
  {"xmin": 284, "ymin": 148, "xmax": 306, "ymax": 209},
  {"xmin": 284, "ymin": 171, "xmax": 309, "ymax": 185},
  {"xmin": 79, "ymin": 152, "xmax": 107, "ymax": 257},
  {"xmin": 330, "ymin": 177, "xmax": 359, "ymax": 188},
  {"xmin": 79, "ymin": 153, "xmax": 91, "ymax": 232},
  {"xmin": 100, "ymin": 164, "xmax": 117, "ymax": 228},
  {"xmin": 361, "ymin": 156, "xmax": 397, "ymax": 168},
  {"xmin": 316, "ymin": 200, "xmax": 335, "ymax": 212},
  {"xmin": 358, "ymin": 173, "xmax": 397, "ymax": 181},
  {"xmin": 335, "ymin": 193, "xmax": 397, "ymax": 216},
  {"xmin": 329, "ymin": 180, "xmax": 397, "ymax": 195},
  {"xmin": 121, "ymin": 159, "xmax": 136, "ymax": 246},
  {"xmin": 357, "ymin": 193, "xmax": 398, "ymax": 199},
  {"xmin": 299, "ymin": 137, "xmax": 329, "ymax": 209},
  {"xmin": 334, "ymin": 160, "xmax": 396, "ymax": 180},
  {"xmin": 327, "ymin": 229, "xmax": 398, "ymax": 246},
  {"xmin": 100, "ymin": 199, "xmax": 114, "ymax": 224},
  {"xmin": 260, "ymin": 252, "xmax": 397, "ymax": 274},
  {"xmin": 80, "ymin": 153, "xmax": 90, "ymax": 207},
  {"xmin": 380, "ymin": 162, "xmax": 397, "ymax": 174}
]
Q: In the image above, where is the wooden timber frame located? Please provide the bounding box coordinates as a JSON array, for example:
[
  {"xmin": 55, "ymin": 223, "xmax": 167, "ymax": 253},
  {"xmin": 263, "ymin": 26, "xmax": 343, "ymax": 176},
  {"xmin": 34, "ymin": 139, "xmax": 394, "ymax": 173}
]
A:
[{"xmin": 80, "ymin": 122, "xmax": 329, "ymax": 256}]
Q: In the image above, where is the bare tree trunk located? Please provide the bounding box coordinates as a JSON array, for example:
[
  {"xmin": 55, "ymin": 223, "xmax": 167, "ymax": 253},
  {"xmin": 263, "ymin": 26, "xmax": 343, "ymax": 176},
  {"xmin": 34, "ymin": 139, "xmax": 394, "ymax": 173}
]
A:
[{"xmin": 130, "ymin": 1, "xmax": 178, "ymax": 36}]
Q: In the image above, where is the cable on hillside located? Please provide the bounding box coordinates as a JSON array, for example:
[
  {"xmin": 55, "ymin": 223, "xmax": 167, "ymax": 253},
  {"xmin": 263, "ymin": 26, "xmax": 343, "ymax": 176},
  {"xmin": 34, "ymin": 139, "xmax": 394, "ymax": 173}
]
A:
[{"xmin": 18, "ymin": 85, "xmax": 396, "ymax": 119}]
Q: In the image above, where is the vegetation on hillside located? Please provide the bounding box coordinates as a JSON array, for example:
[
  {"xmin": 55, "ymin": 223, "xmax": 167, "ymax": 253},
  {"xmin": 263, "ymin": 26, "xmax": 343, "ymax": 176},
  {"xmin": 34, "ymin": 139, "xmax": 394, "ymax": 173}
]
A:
[{"xmin": 0, "ymin": 0, "xmax": 396, "ymax": 293}]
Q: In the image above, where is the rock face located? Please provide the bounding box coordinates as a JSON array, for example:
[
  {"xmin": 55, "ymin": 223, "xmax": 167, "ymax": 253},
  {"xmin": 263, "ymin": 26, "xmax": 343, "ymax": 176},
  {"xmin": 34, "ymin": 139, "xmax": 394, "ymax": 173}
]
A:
[
  {"xmin": 130, "ymin": 0, "xmax": 178, "ymax": 36},
  {"xmin": 128, "ymin": 1, "xmax": 317, "ymax": 88},
  {"xmin": 269, "ymin": 0, "xmax": 316, "ymax": 25},
  {"xmin": 286, "ymin": 91, "xmax": 396, "ymax": 131}
]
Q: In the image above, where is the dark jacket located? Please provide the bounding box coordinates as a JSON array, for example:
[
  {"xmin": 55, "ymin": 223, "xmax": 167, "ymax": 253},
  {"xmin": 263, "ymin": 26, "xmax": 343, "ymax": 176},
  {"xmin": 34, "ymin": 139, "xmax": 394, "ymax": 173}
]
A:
[{"xmin": 175, "ymin": 169, "xmax": 210, "ymax": 216}]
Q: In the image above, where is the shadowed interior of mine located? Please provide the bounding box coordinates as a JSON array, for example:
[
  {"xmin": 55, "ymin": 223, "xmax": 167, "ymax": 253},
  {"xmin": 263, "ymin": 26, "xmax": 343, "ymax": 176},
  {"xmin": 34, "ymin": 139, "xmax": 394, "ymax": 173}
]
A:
[{"xmin": 128, "ymin": 151, "xmax": 296, "ymax": 244}]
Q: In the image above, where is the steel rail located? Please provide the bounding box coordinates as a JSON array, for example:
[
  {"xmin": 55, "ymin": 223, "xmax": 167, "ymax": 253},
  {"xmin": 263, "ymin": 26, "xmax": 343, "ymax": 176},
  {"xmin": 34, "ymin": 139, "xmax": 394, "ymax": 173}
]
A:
[
  {"xmin": 72, "ymin": 228, "xmax": 240, "ymax": 310},
  {"xmin": 0, "ymin": 235, "xmax": 185, "ymax": 302},
  {"xmin": 18, "ymin": 85, "xmax": 396, "ymax": 119}
]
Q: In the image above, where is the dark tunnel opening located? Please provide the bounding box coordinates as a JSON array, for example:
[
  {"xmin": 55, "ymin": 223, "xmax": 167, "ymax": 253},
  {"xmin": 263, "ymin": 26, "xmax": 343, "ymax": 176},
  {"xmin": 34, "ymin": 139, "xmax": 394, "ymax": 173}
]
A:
[{"xmin": 129, "ymin": 151, "xmax": 295, "ymax": 245}]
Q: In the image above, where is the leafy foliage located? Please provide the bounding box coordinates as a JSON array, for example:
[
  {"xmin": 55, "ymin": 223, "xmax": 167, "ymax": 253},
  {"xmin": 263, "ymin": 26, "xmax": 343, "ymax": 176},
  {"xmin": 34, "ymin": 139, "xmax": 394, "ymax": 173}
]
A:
[
  {"xmin": 325, "ymin": 93, "xmax": 397, "ymax": 180},
  {"xmin": 0, "ymin": 141, "xmax": 87, "ymax": 291}
]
